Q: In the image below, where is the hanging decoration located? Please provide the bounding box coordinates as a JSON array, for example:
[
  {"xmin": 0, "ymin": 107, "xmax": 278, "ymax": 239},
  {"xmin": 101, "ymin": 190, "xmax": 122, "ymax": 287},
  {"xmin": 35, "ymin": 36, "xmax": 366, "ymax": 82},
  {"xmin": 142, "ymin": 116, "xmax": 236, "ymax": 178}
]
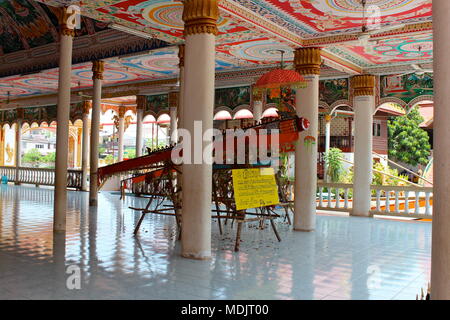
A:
[
  {"xmin": 303, "ymin": 135, "xmax": 316, "ymax": 149},
  {"xmin": 253, "ymin": 50, "xmax": 307, "ymax": 119}
]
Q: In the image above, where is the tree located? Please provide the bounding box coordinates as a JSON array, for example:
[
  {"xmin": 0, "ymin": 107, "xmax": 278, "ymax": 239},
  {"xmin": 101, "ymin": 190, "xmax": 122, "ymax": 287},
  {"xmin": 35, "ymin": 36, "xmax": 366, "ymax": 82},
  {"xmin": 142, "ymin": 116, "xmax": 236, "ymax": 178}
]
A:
[
  {"xmin": 324, "ymin": 147, "xmax": 344, "ymax": 182},
  {"xmin": 388, "ymin": 106, "xmax": 431, "ymax": 166},
  {"xmin": 125, "ymin": 149, "xmax": 136, "ymax": 159},
  {"xmin": 22, "ymin": 149, "xmax": 43, "ymax": 167},
  {"xmin": 43, "ymin": 152, "xmax": 56, "ymax": 164}
]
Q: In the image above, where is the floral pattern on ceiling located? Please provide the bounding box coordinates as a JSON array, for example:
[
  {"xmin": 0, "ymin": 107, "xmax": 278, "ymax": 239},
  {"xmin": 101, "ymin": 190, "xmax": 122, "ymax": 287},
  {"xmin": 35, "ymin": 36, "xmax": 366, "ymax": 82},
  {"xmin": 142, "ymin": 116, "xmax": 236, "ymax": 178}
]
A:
[
  {"xmin": 233, "ymin": 0, "xmax": 432, "ymax": 36},
  {"xmin": 325, "ymin": 32, "xmax": 433, "ymax": 67},
  {"xmin": 0, "ymin": 46, "xmax": 257, "ymax": 99}
]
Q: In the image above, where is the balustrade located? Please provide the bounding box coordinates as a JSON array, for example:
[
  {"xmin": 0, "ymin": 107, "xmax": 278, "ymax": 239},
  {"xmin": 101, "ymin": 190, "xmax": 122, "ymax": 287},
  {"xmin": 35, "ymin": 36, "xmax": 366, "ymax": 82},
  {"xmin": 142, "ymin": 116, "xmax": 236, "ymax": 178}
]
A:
[{"xmin": 0, "ymin": 166, "xmax": 82, "ymax": 190}]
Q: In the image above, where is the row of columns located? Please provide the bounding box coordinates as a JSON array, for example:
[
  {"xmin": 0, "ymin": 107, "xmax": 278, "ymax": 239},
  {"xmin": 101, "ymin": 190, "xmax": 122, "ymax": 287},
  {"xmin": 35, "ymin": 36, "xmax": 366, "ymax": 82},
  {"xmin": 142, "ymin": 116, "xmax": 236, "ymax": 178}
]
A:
[{"xmin": 49, "ymin": 1, "xmax": 448, "ymax": 298}]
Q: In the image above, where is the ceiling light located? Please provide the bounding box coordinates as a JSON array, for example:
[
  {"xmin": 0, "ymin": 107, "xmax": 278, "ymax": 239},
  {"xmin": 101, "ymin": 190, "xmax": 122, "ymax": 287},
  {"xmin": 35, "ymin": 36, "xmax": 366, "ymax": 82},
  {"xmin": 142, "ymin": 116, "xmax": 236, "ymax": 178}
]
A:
[{"xmin": 109, "ymin": 23, "xmax": 154, "ymax": 39}]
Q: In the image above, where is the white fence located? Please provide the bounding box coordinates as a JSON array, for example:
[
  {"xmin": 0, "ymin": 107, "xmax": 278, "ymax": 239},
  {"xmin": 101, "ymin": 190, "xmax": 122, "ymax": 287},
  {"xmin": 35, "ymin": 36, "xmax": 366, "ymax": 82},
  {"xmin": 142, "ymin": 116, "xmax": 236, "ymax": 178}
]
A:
[
  {"xmin": 316, "ymin": 183, "xmax": 433, "ymax": 218},
  {"xmin": 0, "ymin": 166, "xmax": 82, "ymax": 190}
]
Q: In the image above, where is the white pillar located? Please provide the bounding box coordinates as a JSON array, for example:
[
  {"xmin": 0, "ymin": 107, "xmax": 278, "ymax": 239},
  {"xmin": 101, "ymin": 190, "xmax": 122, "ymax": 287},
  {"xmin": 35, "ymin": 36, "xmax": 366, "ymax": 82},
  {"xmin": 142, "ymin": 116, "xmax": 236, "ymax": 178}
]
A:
[
  {"xmin": 118, "ymin": 107, "xmax": 125, "ymax": 162},
  {"xmin": 136, "ymin": 96, "xmax": 145, "ymax": 157},
  {"xmin": 351, "ymin": 75, "xmax": 375, "ymax": 217},
  {"xmin": 253, "ymin": 99, "xmax": 263, "ymax": 122},
  {"xmin": 53, "ymin": 21, "xmax": 74, "ymax": 232},
  {"xmin": 89, "ymin": 60, "xmax": 104, "ymax": 207},
  {"xmin": 293, "ymin": 48, "xmax": 321, "ymax": 232},
  {"xmin": 324, "ymin": 114, "xmax": 331, "ymax": 182},
  {"xmin": 14, "ymin": 113, "xmax": 23, "ymax": 184},
  {"xmin": 180, "ymin": 0, "xmax": 218, "ymax": 260},
  {"xmin": 169, "ymin": 91, "xmax": 179, "ymax": 144},
  {"xmin": 432, "ymin": 0, "xmax": 450, "ymax": 300},
  {"xmin": 81, "ymin": 101, "xmax": 90, "ymax": 191}
]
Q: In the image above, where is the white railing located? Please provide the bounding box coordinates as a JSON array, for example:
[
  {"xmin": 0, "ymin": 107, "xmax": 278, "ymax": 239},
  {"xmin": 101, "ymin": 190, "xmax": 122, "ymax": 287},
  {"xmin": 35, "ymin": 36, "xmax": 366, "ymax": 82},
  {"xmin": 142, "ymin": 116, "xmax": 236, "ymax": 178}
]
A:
[
  {"xmin": 0, "ymin": 166, "xmax": 82, "ymax": 190},
  {"xmin": 316, "ymin": 183, "xmax": 433, "ymax": 218},
  {"xmin": 370, "ymin": 185, "xmax": 433, "ymax": 218},
  {"xmin": 317, "ymin": 183, "xmax": 353, "ymax": 212}
]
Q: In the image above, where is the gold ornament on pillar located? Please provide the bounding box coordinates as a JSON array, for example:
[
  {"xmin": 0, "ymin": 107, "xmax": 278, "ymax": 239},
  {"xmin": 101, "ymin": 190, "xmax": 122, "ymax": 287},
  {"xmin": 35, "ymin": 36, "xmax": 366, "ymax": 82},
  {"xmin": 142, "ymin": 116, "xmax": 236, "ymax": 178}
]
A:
[
  {"xmin": 351, "ymin": 75, "xmax": 375, "ymax": 96},
  {"xmin": 16, "ymin": 108, "xmax": 24, "ymax": 120},
  {"xmin": 136, "ymin": 95, "xmax": 147, "ymax": 111},
  {"xmin": 325, "ymin": 114, "xmax": 332, "ymax": 123},
  {"xmin": 82, "ymin": 101, "xmax": 92, "ymax": 115},
  {"xmin": 58, "ymin": 6, "xmax": 76, "ymax": 37},
  {"xmin": 294, "ymin": 48, "xmax": 322, "ymax": 75},
  {"xmin": 182, "ymin": 0, "xmax": 219, "ymax": 36},
  {"xmin": 168, "ymin": 91, "xmax": 179, "ymax": 109},
  {"xmin": 178, "ymin": 44, "xmax": 185, "ymax": 68},
  {"xmin": 92, "ymin": 60, "xmax": 105, "ymax": 80},
  {"xmin": 252, "ymin": 88, "xmax": 264, "ymax": 103}
]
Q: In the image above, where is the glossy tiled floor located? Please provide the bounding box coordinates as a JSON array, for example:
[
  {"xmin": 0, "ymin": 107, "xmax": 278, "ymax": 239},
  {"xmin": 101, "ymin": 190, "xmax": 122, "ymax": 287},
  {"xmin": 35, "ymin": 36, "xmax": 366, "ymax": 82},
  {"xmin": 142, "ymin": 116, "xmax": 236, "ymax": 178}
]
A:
[{"xmin": 0, "ymin": 185, "xmax": 431, "ymax": 300}]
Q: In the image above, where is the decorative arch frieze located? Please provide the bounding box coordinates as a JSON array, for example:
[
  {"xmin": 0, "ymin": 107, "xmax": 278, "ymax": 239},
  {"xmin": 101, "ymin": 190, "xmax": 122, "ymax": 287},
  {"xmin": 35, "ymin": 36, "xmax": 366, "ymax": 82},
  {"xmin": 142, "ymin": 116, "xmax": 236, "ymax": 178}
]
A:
[{"xmin": 407, "ymin": 95, "xmax": 434, "ymax": 111}]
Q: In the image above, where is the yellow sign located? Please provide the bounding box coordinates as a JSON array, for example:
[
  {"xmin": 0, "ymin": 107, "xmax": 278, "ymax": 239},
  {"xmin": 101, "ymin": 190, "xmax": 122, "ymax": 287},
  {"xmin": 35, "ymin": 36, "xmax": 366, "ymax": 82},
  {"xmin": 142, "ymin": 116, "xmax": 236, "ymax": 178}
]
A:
[{"xmin": 232, "ymin": 168, "xmax": 280, "ymax": 210}]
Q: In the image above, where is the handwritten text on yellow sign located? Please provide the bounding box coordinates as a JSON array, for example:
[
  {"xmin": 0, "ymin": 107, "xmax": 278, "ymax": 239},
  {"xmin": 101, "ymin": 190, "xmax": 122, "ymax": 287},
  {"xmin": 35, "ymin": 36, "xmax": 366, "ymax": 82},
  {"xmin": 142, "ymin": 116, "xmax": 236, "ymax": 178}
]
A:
[{"xmin": 232, "ymin": 168, "xmax": 280, "ymax": 210}]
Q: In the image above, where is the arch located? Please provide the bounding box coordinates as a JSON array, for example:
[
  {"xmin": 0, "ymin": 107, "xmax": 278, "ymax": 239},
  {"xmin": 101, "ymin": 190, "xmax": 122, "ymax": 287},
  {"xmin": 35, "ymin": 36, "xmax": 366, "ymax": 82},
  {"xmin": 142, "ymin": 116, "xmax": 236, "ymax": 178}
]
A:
[
  {"xmin": 319, "ymin": 101, "xmax": 331, "ymax": 113},
  {"xmin": 214, "ymin": 106, "xmax": 234, "ymax": 115},
  {"xmin": 143, "ymin": 114, "xmax": 157, "ymax": 123},
  {"xmin": 262, "ymin": 107, "xmax": 279, "ymax": 118},
  {"xmin": 214, "ymin": 110, "xmax": 232, "ymax": 121},
  {"xmin": 407, "ymin": 95, "xmax": 434, "ymax": 111},
  {"xmin": 329, "ymin": 102, "xmax": 353, "ymax": 116},
  {"xmin": 234, "ymin": 109, "xmax": 253, "ymax": 120},
  {"xmin": 263, "ymin": 103, "xmax": 278, "ymax": 112},
  {"xmin": 374, "ymin": 101, "xmax": 406, "ymax": 116},
  {"xmin": 378, "ymin": 97, "xmax": 408, "ymax": 111},
  {"xmin": 73, "ymin": 119, "xmax": 83, "ymax": 127},
  {"xmin": 157, "ymin": 113, "xmax": 170, "ymax": 124},
  {"xmin": 329, "ymin": 100, "xmax": 352, "ymax": 111},
  {"xmin": 143, "ymin": 110, "xmax": 157, "ymax": 120},
  {"xmin": 232, "ymin": 104, "xmax": 251, "ymax": 113}
]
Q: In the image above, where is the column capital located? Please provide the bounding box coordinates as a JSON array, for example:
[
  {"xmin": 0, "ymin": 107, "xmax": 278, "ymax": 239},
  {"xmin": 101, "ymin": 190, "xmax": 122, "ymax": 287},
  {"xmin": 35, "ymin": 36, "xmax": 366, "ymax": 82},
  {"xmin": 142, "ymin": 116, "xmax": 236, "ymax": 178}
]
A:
[
  {"xmin": 118, "ymin": 106, "xmax": 126, "ymax": 118},
  {"xmin": 324, "ymin": 114, "xmax": 332, "ymax": 123},
  {"xmin": 168, "ymin": 91, "xmax": 179, "ymax": 109},
  {"xmin": 178, "ymin": 44, "xmax": 185, "ymax": 68},
  {"xmin": 58, "ymin": 6, "xmax": 76, "ymax": 37},
  {"xmin": 92, "ymin": 60, "xmax": 105, "ymax": 80},
  {"xmin": 351, "ymin": 74, "xmax": 376, "ymax": 96},
  {"xmin": 252, "ymin": 88, "xmax": 264, "ymax": 102},
  {"xmin": 294, "ymin": 48, "xmax": 322, "ymax": 75},
  {"xmin": 136, "ymin": 95, "xmax": 147, "ymax": 111},
  {"xmin": 182, "ymin": 0, "xmax": 219, "ymax": 36},
  {"xmin": 82, "ymin": 101, "xmax": 92, "ymax": 115},
  {"xmin": 16, "ymin": 108, "xmax": 24, "ymax": 120}
]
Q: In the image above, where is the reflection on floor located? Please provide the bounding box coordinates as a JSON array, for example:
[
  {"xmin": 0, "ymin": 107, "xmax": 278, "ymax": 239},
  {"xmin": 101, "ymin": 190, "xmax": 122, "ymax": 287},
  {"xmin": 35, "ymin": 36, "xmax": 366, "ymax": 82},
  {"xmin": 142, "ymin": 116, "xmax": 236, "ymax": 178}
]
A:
[{"xmin": 0, "ymin": 185, "xmax": 430, "ymax": 300}]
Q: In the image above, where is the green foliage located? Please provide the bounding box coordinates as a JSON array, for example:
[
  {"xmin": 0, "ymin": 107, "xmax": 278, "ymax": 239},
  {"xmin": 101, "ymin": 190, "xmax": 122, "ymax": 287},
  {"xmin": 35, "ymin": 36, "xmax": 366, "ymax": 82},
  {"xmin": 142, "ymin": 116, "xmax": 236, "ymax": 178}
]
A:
[
  {"xmin": 104, "ymin": 154, "xmax": 114, "ymax": 165},
  {"xmin": 324, "ymin": 148, "xmax": 344, "ymax": 182},
  {"xmin": 43, "ymin": 152, "xmax": 56, "ymax": 163},
  {"xmin": 372, "ymin": 162, "xmax": 409, "ymax": 187},
  {"xmin": 388, "ymin": 106, "xmax": 431, "ymax": 166},
  {"xmin": 98, "ymin": 147, "xmax": 106, "ymax": 155},
  {"xmin": 22, "ymin": 149, "xmax": 43, "ymax": 167},
  {"xmin": 125, "ymin": 149, "xmax": 136, "ymax": 159}
]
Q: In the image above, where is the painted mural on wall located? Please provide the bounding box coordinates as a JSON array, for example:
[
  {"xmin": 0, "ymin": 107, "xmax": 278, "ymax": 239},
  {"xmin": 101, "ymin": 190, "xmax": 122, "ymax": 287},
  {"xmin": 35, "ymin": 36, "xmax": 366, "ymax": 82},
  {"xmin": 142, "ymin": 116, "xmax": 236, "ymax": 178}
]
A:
[
  {"xmin": 146, "ymin": 94, "xmax": 168, "ymax": 115},
  {"xmin": 319, "ymin": 79, "xmax": 349, "ymax": 106},
  {"xmin": 215, "ymin": 86, "xmax": 250, "ymax": 110},
  {"xmin": 0, "ymin": 104, "xmax": 84, "ymax": 126},
  {"xmin": 381, "ymin": 73, "xmax": 433, "ymax": 104}
]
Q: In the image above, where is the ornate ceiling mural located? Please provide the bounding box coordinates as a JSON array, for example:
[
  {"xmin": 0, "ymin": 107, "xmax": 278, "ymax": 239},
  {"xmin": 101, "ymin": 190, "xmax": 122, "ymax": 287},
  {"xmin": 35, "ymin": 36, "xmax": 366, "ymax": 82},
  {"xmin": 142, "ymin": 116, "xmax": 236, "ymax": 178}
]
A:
[
  {"xmin": 231, "ymin": 0, "xmax": 432, "ymax": 37},
  {"xmin": 0, "ymin": 0, "xmax": 436, "ymax": 104},
  {"xmin": 0, "ymin": 46, "xmax": 257, "ymax": 100}
]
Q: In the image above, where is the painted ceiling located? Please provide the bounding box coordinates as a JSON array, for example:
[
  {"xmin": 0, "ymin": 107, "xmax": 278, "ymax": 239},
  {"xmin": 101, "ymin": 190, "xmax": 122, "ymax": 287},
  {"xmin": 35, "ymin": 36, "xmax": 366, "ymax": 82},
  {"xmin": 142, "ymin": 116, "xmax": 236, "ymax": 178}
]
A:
[{"xmin": 0, "ymin": 0, "xmax": 435, "ymax": 102}]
